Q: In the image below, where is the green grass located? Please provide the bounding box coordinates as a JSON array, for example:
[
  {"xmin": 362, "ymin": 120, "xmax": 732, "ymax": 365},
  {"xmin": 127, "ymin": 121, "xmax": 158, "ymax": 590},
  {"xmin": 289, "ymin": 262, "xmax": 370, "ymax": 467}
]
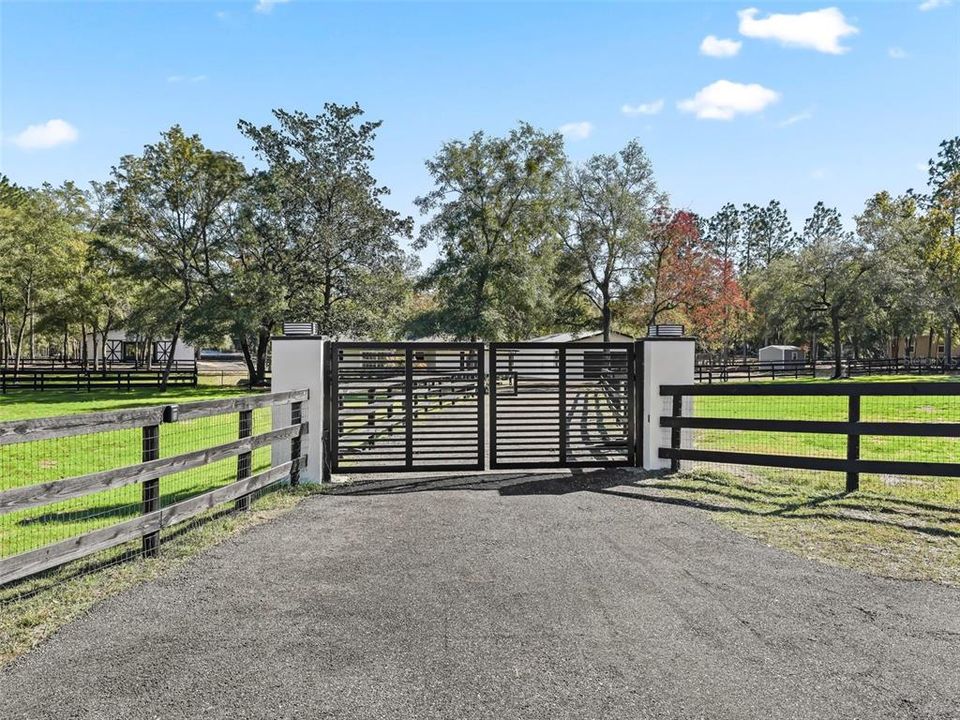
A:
[
  {"xmin": 0, "ymin": 387, "xmax": 270, "ymax": 560},
  {"xmin": 0, "ymin": 482, "xmax": 326, "ymax": 668},
  {"xmin": 632, "ymin": 468, "xmax": 960, "ymax": 586},
  {"xmin": 688, "ymin": 373, "xmax": 960, "ymax": 510}
]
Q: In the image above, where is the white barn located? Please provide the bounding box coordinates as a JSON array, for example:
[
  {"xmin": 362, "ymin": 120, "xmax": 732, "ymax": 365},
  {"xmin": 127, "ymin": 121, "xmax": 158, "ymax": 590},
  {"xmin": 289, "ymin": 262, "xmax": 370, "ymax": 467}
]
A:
[
  {"xmin": 758, "ymin": 345, "xmax": 805, "ymax": 364},
  {"xmin": 84, "ymin": 329, "xmax": 196, "ymax": 366}
]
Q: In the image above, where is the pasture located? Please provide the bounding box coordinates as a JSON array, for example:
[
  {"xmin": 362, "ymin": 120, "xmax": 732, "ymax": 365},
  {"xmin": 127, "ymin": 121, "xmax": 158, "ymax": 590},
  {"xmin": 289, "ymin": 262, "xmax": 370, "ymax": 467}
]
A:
[
  {"xmin": 689, "ymin": 374, "xmax": 960, "ymax": 509},
  {"xmin": 0, "ymin": 387, "xmax": 268, "ymax": 560}
]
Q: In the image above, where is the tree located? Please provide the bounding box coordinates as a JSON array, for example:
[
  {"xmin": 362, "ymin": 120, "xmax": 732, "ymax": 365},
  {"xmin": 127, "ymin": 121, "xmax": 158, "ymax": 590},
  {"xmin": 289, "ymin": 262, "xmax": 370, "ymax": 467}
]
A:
[
  {"xmin": 0, "ymin": 184, "xmax": 76, "ymax": 366},
  {"xmin": 106, "ymin": 126, "xmax": 246, "ymax": 389},
  {"xmin": 622, "ymin": 209, "xmax": 715, "ymax": 329},
  {"xmin": 741, "ymin": 200, "xmax": 795, "ymax": 271},
  {"xmin": 236, "ymin": 103, "xmax": 413, "ymax": 372},
  {"xmin": 802, "ymin": 201, "xmax": 844, "ymax": 245},
  {"xmin": 790, "ymin": 233, "xmax": 876, "ymax": 378},
  {"xmin": 415, "ymin": 122, "xmax": 567, "ymax": 341},
  {"xmin": 561, "ymin": 140, "xmax": 665, "ymax": 341},
  {"xmin": 703, "ymin": 203, "xmax": 741, "ymax": 265}
]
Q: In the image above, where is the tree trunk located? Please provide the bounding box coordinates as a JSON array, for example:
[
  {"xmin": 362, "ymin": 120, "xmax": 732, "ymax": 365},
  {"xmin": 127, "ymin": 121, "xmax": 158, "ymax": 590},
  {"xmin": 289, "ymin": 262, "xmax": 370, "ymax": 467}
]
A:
[
  {"xmin": 946, "ymin": 323, "xmax": 954, "ymax": 364},
  {"xmin": 928, "ymin": 326, "xmax": 935, "ymax": 359},
  {"xmin": 831, "ymin": 313, "xmax": 843, "ymax": 379},
  {"xmin": 160, "ymin": 319, "xmax": 183, "ymax": 392},
  {"xmin": 239, "ymin": 335, "xmax": 257, "ymax": 386},
  {"xmin": 255, "ymin": 328, "xmax": 270, "ymax": 386},
  {"xmin": 601, "ymin": 300, "xmax": 611, "ymax": 343}
]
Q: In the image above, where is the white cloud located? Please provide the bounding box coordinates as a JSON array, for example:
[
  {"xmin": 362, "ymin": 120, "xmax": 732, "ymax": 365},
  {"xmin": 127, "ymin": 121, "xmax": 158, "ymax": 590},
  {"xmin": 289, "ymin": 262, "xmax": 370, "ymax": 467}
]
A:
[
  {"xmin": 621, "ymin": 100, "xmax": 664, "ymax": 116},
  {"xmin": 810, "ymin": 168, "xmax": 827, "ymax": 180},
  {"xmin": 919, "ymin": 0, "xmax": 951, "ymax": 10},
  {"xmin": 700, "ymin": 35, "xmax": 742, "ymax": 58},
  {"xmin": 558, "ymin": 121, "xmax": 594, "ymax": 140},
  {"xmin": 677, "ymin": 80, "xmax": 779, "ymax": 120},
  {"xmin": 11, "ymin": 119, "xmax": 79, "ymax": 150},
  {"xmin": 738, "ymin": 7, "xmax": 859, "ymax": 54},
  {"xmin": 167, "ymin": 74, "xmax": 207, "ymax": 84},
  {"xmin": 888, "ymin": 47, "xmax": 908, "ymax": 59},
  {"xmin": 778, "ymin": 109, "xmax": 814, "ymax": 127},
  {"xmin": 254, "ymin": 0, "xmax": 289, "ymax": 13},
  {"xmin": 916, "ymin": 161, "xmax": 928, "ymax": 172}
]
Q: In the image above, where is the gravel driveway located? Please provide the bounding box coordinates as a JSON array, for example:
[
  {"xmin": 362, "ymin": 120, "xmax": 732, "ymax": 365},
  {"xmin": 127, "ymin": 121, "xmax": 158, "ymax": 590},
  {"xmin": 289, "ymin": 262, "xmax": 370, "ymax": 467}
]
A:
[{"xmin": 1, "ymin": 469, "xmax": 958, "ymax": 719}]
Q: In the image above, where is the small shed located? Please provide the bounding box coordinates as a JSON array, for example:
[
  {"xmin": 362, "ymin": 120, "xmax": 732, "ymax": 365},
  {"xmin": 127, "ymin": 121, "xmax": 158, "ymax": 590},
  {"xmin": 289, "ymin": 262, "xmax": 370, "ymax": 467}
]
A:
[{"xmin": 758, "ymin": 345, "xmax": 805, "ymax": 364}]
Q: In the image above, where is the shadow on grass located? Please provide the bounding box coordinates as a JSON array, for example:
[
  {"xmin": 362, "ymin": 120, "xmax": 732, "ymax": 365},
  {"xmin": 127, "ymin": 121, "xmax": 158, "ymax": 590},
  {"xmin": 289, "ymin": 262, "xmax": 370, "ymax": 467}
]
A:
[
  {"xmin": 1, "ymin": 483, "xmax": 288, "ymax": 603},
  {"xmin": 330, "ymin": 467, "xmax": 960, "ymax": 541}
]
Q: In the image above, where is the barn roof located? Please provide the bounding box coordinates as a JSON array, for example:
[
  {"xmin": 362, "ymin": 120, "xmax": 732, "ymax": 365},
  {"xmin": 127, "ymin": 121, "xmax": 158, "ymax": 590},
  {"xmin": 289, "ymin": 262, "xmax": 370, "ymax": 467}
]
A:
[
  {"xmin": 528, "ymin": 329, "xmax": 635, "ymax": 343},
  {"xmin": 760, "ymin": 344, "xmax": 803, "ymax": 351}
]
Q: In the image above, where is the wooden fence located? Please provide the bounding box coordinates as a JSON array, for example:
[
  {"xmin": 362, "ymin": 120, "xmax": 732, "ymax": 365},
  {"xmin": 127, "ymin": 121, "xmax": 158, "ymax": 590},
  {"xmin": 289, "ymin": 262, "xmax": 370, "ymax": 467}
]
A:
[
  {"xmin": 659, "ymin": 381, "xmax": 960, "ymax": 492},
  {"xmin": 0, "ymin": 389, "xmax": 308, "ymax": 586},
  {"xmin": 695, "ymin": 361, "xmax": 815, "ymax": 383},
  {"xmin": 0, "ymin": 365, "xmax": 198, "ymax": 393},
  {"xmin": 845, "ymin": 358, "xmax": 960, "ymax": 377}
]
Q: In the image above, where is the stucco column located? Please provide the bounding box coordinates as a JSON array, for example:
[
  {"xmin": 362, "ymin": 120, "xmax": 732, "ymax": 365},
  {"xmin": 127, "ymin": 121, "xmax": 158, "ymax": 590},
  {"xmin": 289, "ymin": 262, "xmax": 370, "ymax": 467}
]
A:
[
  {"xmin": 639, "ymin": 337, "xmax": 696, "ymax": 471},
  {"xmin": 271, "ymin": 336, "xmax": 326, "ymax": 484}
]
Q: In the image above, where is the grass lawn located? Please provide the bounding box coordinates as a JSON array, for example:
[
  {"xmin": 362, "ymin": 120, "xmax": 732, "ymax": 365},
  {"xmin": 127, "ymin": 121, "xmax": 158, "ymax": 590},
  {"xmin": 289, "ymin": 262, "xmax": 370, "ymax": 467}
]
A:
[
  {"xmin": 659, "ymin": 373, "xmax": 960, "ymax": 585},
  {"xmin": 687, "ymin": 373, "xmax": 960, "ymax": 510},
  {"xmin": 632, "ymin": 468, "xmax": 960, "ymax": 586},
  {"xmin": 0, "ymin": 386, "xmax": 272, "ymax": 560},
  {"xmin": 0, "ymin": 386, "xmax": 322, "ymax": 669}
]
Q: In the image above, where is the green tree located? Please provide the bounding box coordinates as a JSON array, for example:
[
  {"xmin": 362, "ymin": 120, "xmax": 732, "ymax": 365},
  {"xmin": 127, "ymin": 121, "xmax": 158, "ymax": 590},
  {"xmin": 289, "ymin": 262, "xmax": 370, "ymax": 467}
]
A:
[
  {"xmin": 415, "ymin": 122, "xmax": 567, "ymax": 341},
  {"xmin": 238, "ymin": 103, "xmax": 413, "ymax": 351},
  {"xmin": 561, "ymin": 140, "xmax": 665, "ymax": 341},
  {"xmin": 106, "ymin": 125, "xmax": 247, "ymax": 389}
]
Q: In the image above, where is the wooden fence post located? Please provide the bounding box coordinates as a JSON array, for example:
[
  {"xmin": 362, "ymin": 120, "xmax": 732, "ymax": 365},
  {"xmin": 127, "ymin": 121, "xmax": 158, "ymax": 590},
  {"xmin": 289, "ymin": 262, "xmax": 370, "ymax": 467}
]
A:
[
  {"xmin": 141, "ymin": 422, "xmax": 161, "ymax": 557},
  {"xmin": 289, "ymin": 401, "xmax": 302, "ymax": 486},
  {"xmin": 235, "ymin": 409, "xmax": 253, "ymax": 510},
  {"xmin": 846, "ymin": 395, "xmax": 860, "ymax": 492}
]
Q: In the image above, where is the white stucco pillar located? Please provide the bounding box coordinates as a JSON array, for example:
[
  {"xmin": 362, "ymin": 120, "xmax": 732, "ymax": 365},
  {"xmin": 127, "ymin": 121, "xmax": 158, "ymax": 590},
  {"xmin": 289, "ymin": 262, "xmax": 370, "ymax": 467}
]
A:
[
  {"xmin": 639, "ymin": 337, "xmax": 696, "ymax": 470},
  {"xmin": 271, "ymin": 336, "xmax": 326, "ymax": 484}
]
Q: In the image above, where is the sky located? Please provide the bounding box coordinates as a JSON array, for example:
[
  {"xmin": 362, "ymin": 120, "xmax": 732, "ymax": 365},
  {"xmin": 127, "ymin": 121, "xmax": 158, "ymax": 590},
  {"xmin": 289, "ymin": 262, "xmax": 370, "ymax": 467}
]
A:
[{"xmin": 2, "ymin": 0, "xmax": 959, "ymax": 263}]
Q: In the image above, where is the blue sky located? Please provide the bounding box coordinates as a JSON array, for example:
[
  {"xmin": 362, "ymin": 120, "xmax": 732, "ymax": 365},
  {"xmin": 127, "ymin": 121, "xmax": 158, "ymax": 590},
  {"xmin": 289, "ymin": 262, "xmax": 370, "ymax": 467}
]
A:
[{"xmin": 2, "ymin": 0, "xmax": 958, "ymax": 259}]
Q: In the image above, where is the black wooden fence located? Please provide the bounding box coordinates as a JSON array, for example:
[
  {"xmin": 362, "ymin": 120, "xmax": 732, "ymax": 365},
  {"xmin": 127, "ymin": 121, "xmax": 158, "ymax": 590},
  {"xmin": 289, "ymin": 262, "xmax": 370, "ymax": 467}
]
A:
[
  {"xmin": 0, "ymin": 364, "xmax": 198, "ymax": 393},
  {"xmin": 659, "ymin": 381, "xmax": 960, "ymax": 492}
]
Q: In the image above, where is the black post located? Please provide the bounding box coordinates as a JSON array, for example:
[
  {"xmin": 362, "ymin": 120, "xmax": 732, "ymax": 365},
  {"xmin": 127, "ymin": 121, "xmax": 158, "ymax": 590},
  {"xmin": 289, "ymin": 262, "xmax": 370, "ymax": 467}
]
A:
[
  {"xmin": 846, "ymin": 395, "xmax": 860, "ymax": 492},
  {"xmin": 235, "ymin": 408, "xmax": 253, "ymax": 510},
  {"xmin": 489, "ymin": 346, "xmax": 499, "ymax": 468},
  {"xmin": 141, "ymin": 423, "xmax": 161, "ymax": 557},
  {"xmin": 558, "ymin": 347, "xmax": 567, "ymax": 465},
  {"xmin": 290, "ymin": 400, "xmax": 303, "ymax": 486},
  {"xmin": 670, "ymin": 394, "xmax": 682, "ymax": 472},
  {"xmin": 633, "ymin": 340, "xmax": 644, "ymax": 468},
  {"xmin": 404, "ymin": 347, "xmax": 414, "ymax": 468}
]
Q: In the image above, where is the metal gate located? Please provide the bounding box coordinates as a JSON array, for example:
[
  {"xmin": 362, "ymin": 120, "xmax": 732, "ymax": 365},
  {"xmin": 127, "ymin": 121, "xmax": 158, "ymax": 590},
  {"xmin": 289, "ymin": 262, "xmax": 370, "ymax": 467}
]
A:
[
  {"xmin": 489, "ymin": 342, "xmax": 637, "ymax": 469},
  {"xmin": 328, "ymin": 342, "xmax": 484, "ymax": 473}
]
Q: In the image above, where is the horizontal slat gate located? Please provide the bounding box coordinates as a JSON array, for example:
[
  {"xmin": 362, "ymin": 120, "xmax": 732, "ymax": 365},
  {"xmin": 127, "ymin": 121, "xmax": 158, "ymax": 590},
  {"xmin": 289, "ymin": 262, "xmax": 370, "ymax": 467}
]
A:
[
  {"xmin": 330, "ymin": 342, "xmax": 484, "ymax": 473},
  {"xmin": 490, "ymin": 342, "xmax": 636, "ymax": 469}
]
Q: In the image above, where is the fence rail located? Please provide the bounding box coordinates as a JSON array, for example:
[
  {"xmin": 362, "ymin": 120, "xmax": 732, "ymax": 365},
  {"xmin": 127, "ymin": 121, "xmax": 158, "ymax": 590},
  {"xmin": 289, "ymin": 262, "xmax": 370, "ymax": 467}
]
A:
[
  {"xmin": 695, "ymin": 361, "xmax": 814, "ymax": 383},
  {"xmin": 845, "ymin": 358, "xmax": 960, "ymax": 376},
  {"xmin": 658, "ymin": 381, "xmax": 960, "ymax": 492},
  {"xmin": 0, "ymin": 389, "xmax": 308, "ymax": 587},
  {"xmin": 0, "ymin": 365, "xmax": 198, "ymax": 393}
]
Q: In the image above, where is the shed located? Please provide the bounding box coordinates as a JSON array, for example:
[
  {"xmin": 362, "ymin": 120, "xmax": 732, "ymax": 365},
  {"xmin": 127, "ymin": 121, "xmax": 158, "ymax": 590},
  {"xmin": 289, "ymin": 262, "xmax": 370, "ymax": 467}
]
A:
[{"xmin": 758, "ymin": 345, "xmax": 805, "ymax": 364}]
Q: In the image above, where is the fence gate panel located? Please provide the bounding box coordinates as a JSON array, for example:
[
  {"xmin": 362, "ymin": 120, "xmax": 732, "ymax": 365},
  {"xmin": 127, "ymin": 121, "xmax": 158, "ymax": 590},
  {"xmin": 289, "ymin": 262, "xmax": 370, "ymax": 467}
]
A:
[
  {"xmin": 329, "ymin": 342, "xmax": 484, "ymax": 474},
  {"xmin": 490, "ymin": 342, "xmax": 636, "ymax": 469}
]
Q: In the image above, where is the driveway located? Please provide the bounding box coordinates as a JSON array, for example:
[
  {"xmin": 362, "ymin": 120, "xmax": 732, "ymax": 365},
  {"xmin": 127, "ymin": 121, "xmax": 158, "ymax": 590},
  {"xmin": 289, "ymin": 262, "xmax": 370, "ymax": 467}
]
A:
[{"xmin": 1, "ymin": 470, "xmax": 958, "ymax": 719}]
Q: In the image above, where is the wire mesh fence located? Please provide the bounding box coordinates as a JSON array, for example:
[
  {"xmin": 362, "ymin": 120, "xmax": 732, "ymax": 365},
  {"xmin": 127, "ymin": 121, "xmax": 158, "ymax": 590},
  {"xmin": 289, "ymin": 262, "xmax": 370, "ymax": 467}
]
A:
[
  {"xmin": 0, "ymin": 391, "xmax": 307, "ymax": 597},
  {"xmin": 661, "ymin": 382, "xmax": 960, "ymax": 510}
]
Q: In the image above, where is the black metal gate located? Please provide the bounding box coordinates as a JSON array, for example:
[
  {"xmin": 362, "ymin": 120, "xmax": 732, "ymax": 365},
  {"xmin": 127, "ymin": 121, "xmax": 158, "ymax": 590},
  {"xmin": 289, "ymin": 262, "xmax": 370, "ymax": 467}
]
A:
[
  {"xmin": 489, "ymin": 342, "xmax": 637, "ymax": 469},
  {"xmin": 328, "ymin": 342, "xmax": 485, "ymax": 473}
]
